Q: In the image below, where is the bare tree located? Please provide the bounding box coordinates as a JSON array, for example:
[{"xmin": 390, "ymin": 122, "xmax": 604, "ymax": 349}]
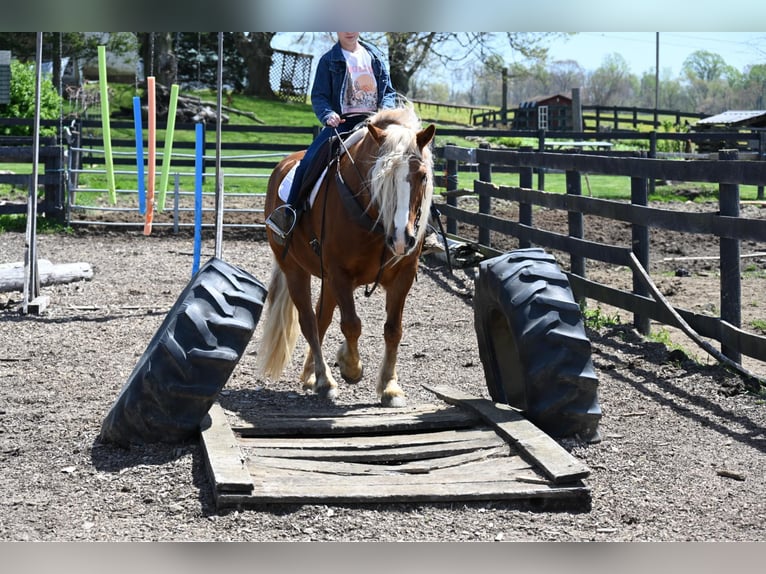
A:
[{"xmin": 373, "ymin": 32, "xmax": 560, "ymax": 96}]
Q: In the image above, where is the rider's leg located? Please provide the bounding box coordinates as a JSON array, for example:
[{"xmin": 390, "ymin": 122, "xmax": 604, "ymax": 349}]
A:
[{"xmin": 266, "ymin": 126, "xmax": 336, "ymax": 239}]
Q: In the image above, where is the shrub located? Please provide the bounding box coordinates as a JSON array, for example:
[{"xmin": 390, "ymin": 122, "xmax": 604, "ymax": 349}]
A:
[{"xmin": 0, "ymin": 60, "xmax": 62, "ymax": 136}]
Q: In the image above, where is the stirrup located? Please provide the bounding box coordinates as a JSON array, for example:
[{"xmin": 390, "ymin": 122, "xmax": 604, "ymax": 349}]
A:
[{"xmin": 265, "ymin": 204, "xmax": 297, "ymax": 244}]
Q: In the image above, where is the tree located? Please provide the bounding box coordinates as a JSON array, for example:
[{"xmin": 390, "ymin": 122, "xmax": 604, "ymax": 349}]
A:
[
  {"xmin": 587, "ymin": 53, "xmax": 637, "ymax": 105},
  {"xmin": 0, "ymin": 60, "xmax": 62, "ymax": 136},
  {"xmin": 0, "ymin": 32, "xmax": 136, "ymax": 94},
  {"xmin": 234, "ymin": 32, "xmax": 277, "ymax": 97},
  {"xmin": 682, "ymin": 50, "xmax": 728, "ymax": 83},
  {"xmin": 136, "ymin": 32, "xmax": 177, "ymax": 87},
  {"xmin": 175, "ymin": 33, "xmax": 246, "ymax": 91},
  {"xmin": 374, "ymin": 32, "xmax": 561, "ymax": 96}
]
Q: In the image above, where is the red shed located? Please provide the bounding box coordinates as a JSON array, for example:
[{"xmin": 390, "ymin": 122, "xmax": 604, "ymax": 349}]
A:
[{"xmin": 512, "ymin": 93, "xmax": 573, "ymax": 131}]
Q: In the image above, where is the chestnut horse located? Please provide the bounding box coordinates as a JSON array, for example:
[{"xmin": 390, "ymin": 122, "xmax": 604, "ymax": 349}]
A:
[{"xmin": 256, "ymin": 107, "xmax": 436, "ymax": 407}]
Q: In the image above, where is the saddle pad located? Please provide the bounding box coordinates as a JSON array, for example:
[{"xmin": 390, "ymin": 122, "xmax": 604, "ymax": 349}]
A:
[
  {"xmin": 277, "ymin": 162, "xmax": 327, "ymax": 208},
  {"xmin": 277, "ymin": 126, "xmax": 367, "ymax": 207}
]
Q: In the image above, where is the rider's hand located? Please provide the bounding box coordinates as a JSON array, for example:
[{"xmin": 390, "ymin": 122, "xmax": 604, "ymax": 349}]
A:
[{"xmin": 325, "ymin": 112, "xmax": 343, "ymax": 127}]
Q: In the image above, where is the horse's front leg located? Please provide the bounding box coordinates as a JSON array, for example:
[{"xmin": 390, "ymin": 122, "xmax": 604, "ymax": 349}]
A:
[
  {"xmin": 333, "ymin": 279, "xmax": 364, "ymax": 384},
  {"xmin": 300, "ymin": 284, "xmax": 339, "ymax": 396},
  {"xmin": 285, "ymin": 270, "xmax": 338, "ymax": 400},
  {"xmin": 377, "ymin": 279, "xmax": 413, "ymax": 408}
]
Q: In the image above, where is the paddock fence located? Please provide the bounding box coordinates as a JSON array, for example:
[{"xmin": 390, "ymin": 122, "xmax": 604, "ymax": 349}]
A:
[
  {"xmin": 3, "ymin": 117, "xmax": 766, "ymax": 371},
  {"xmin": 435, "ymin": 143, "xmax": 766, "ymax": 370}
]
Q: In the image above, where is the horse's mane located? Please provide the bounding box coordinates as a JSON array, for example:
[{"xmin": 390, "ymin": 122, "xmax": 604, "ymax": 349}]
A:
[{"xmin": 366, "ymin": 107, "xmax": 434, "ymax": 243}]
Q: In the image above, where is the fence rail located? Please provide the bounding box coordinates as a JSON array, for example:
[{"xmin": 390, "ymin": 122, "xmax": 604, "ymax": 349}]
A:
[
  {"xmin": 473, "ymin": 104, "xmax": 709, "ymax": 131},
  {"xmin": 3, "ymin": 116, "xmax": 766, "ymax": 371},
  {"xmin": 436, "ymin": 143, "xmax": 766, "ymax": 369}
]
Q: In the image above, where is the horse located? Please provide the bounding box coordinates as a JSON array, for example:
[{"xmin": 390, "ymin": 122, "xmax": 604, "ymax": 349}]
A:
[{"xmin": 255, "ymin": 106, "xmax": 436, "ymax": 407}]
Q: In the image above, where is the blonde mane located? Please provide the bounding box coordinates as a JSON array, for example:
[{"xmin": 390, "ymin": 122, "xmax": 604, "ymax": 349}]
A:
[{"xmin": 367, "ymin": 107, "xmax": 434, "ymax": 242}]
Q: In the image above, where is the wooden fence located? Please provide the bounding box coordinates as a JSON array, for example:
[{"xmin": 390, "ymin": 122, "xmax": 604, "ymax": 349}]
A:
[
  {"xmin": 435, "ymin": 143, "xmax": 766, "ymax": 369},
  {"xmin": 0, "ymin": 118, "xmax": 66, "ymax": 222},
  {"xmin": 473, "ymin": 104, "xmax": 708, "ymax": 131},
  {"xmin": 4, "ymin": 116, "xmax": 766, "ymax": 371}
]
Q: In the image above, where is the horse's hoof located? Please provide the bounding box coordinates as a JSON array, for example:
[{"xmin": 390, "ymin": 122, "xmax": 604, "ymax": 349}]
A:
[
  {"xmin": 317, "ymin": 385, "xmax": 339, "ymax": 401},
  {"xmin": 381, "ymin": 394, "xmax": 407, "ymax": 408},
  {"xmin": 341, "ymin": 367, "xmax": 364, "ymax": 385}
]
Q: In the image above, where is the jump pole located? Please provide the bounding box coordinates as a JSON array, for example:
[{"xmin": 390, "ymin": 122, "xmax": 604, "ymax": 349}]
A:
[
  {"xmin": 192, "ymin": 122, "xmax": 204, "ymax": 275},
  {"xmin": 132, "ymin": 96, "xmax": 146, "ymax": 214},
  {"xmin": 214, "ymin": 32, "xmax": 224, "ymax": 259},
  {"xmin": 97, "ymin": 45, "xmax": 116, "ymax": 205},
  {"xmin": 21, "ymin": 32, "xmax": 48, "ymax": 315},
  {"xmin": 157, "ymin": 83, "xmax": 180, "ymax": 212},
  {"xmin": 143, "ymin": 76, "xmax": 156, "ymax": 235}
]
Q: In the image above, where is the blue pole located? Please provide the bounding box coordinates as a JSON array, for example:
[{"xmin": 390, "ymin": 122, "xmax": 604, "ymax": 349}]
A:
[
  {"xmin": 192, "ymin": 123, "xmax": 204, "ymax": 276},
  {"xmin": 133, "ymin": 96, "xmax": 146, "ymax": 215}
]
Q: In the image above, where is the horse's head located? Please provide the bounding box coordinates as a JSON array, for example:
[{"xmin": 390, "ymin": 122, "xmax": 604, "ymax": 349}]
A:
[{"xmin": 367, "ymin": 109, "xmax": 436, "ymax": 257}]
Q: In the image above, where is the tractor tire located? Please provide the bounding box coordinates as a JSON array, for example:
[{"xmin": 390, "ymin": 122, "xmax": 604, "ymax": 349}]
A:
[
  {"xmin": 473, "ymin": 248, "xmax": 601, "ymax": 440},
  {"xmin": 99, "ymin": 257, "xmax": 267, "ymax": 447}
]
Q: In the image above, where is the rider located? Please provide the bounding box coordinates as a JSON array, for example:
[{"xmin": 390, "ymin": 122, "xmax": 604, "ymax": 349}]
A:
[{"xmin": 265, "ymin": 32, "xmax": 398, "ymax": 240}]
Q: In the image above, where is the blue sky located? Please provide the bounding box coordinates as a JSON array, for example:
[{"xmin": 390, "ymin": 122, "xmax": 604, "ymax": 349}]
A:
[{"xmin": 542, "ymin": 32, "xmax": 765, "ymax": 76}]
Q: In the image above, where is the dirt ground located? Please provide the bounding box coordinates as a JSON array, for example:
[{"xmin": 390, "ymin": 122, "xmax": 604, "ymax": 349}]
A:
[{"xmin": 0, "ymin": 200, "xmax": 764, "ymax": 542}]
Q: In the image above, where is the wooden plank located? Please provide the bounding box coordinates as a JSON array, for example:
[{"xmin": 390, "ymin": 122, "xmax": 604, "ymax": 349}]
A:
[
  {"xmin": 199, "ymin": 403, "xmax": 254, "ymax": 493},
  {"xmin": 234, "ymin": 404, "xmax": 479, "ymax": 437},
  {"xmin": 248, "ymin": 445, "xmax": 515, "ymax": 476},
  {"xmin": 238, "ymin": 426, "xmax": 499, "ymax": 449},
  {"xmin": 221, "ymin": 473, "xmax": 588, "ymax": 506},
  {"xmin": 423, "ymin": 385, "xmax": 590, "ymax": 483},
  {"xmin": 246, "ymin": 435, "xmax": 507, "ymax": 463}
]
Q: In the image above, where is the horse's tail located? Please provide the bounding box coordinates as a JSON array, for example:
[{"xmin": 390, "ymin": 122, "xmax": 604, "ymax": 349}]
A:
[{"xmin": 255, "ymin": 262, "xmax": 300, "ymax": 380}]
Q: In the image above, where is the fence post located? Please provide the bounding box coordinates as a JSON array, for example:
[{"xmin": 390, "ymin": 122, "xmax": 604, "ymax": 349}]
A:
[
  {"xmin": 445, "ymin": 143, "xmax": 458, "ymax": 235},
  {"xmin": 758, "ymin": 131, "xmax": 765, "ymax": 201},
  {"xmin": 565, "ymin": 170, "xmax": 585, "ymax": 279},
  {"xmin": 536, "ymin": 129, "xmax": 545, "ymax": 190},
  {"xmin": 478, "ymin": 143, "xmax": 492, "ymax": 247},
  {"xmin": 43, "ymin": 146, "xmax": 65, "ymax": 224},
  {"xmin": 518, "ymin": 147, "xmax": 533, "ymax": 249},
  {"xmin": 631, "ymin": 159, "xmax": 650, "ymax": 335},
  {"xmin": 719, "ymin": 149, "xmax": 742, "ymax": 363},
  {"xmin": 648, "ymin": 131, "xmax": 657, "ymax": 197}
]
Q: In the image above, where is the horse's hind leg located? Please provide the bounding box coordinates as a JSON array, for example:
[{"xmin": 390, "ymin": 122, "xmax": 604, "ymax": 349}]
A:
[{"xmin": 284, "ymin": 268, "xmax": 338, "ymax": 400}]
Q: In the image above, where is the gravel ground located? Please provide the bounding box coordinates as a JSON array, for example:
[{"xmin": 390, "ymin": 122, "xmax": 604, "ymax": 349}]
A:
[{"xmin": 0, "ymin": 205, "xmax": 764, "ymax": 542}]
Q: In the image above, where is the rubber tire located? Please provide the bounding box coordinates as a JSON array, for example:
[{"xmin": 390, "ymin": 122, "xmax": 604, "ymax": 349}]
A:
[
  {"xmin": 99, "ymin": 257, "xmax": 268, "ymax": 447},
  {"xmin": 473, "ymin": 248, "xmax": 601, "ymax": 440}
]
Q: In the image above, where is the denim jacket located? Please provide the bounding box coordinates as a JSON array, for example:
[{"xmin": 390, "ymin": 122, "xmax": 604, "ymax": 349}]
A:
[{"xmin": 311, "ymin": 39, "xmax": 397, "ymax": 125}]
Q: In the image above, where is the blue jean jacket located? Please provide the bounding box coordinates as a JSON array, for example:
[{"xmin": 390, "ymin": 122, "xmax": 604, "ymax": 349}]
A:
[
  {"xmin": 311, "ymin": 39, "xmax": 397, "ymax": 125},
  {"xmin": 285, "ymin": 39, "xmax": 397, "ymax": 206}
]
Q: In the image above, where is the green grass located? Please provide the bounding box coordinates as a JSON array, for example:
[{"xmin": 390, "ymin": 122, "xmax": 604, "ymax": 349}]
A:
[
  {"xmin": 3, "ymin": 87, "xmax": 764, "ymax": 214},
  {"xmin": 581, "ymin": 305, "xmax": 622, "ymax": 330}
]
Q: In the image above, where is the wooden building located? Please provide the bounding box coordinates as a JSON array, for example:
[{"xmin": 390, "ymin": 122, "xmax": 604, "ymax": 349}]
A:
[{"xmin": 512, "ymin": 93, "xmax": 573, "ymax": 131}]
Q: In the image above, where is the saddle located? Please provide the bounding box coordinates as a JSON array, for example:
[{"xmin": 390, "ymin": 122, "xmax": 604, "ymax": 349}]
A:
[{"xmin": 294, "ymin": 123, "xmax": 366, "ymax": 211}]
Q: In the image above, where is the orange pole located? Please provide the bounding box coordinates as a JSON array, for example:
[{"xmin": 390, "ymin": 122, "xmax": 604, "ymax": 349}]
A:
[{"xmin": 143, "ymin": 76, "xmax": 156, "ymax": 235}]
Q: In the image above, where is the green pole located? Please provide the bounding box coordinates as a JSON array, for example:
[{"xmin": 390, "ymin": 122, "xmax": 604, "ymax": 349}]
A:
[
  {"xmin": 157, "ymin": 83, "xmax": 179, "ymax": 211},
  {"xmin": 97, "ymin": 45, "xmax": 116, "ymax": 204}
]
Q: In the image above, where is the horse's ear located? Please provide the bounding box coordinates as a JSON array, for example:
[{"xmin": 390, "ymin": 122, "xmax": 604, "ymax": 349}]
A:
[
  {"xmin": 417, "ymin": 124, "xmax": 436, "ymax": 150},
  {"xmin": 367, "ymin": 123, "xmax": 385, "ymax": 145}
]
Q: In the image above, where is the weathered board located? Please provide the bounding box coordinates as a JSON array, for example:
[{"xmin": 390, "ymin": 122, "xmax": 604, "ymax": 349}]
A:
[{"xmin": 200, "ymin": 385, "xmax": 591, "ymax": 508}]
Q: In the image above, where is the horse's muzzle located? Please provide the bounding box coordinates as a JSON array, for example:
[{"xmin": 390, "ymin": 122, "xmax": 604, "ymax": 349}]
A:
[{"xmin": 387, "ymin": 228, "xmax": 418, "ymax": 256}]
